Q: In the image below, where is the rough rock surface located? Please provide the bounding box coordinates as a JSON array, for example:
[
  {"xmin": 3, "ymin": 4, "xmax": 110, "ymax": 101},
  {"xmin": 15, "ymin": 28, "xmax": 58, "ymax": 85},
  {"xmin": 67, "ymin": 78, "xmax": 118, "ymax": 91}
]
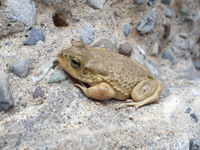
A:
[
  {"xmin": 0, "ymin": 0, "xmax": 200, "ymax": 149},
  {"xmin": 0, "ymin": 71, "xmax": 13, "ymax": 112},
  {"xmin": 5, "ymin": 0, "xmax": 36, "ymax": 26}
]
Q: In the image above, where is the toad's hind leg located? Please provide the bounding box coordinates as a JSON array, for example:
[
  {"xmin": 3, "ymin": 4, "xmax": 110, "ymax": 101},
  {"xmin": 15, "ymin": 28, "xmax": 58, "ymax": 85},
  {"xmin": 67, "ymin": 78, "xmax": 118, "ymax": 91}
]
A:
[
  {"xmin": 116, "ymin": 79, "xmax": 163, "ymax": 110},
  {"xmin": 75, "ymin": 82, "xmax": 115, "ymax": 100}
]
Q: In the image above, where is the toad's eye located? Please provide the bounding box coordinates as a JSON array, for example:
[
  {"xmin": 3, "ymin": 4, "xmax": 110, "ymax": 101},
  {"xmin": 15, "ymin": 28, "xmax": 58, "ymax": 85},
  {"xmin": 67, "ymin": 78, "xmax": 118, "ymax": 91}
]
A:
[{"xmin": 70, "ymin": 58, "xmax": 81, "ymax": 69}]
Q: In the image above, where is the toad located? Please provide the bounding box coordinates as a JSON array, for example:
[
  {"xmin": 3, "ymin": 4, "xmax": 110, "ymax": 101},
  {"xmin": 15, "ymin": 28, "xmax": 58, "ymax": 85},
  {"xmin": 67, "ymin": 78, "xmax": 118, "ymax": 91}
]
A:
[{"xmin": 57, "ymin": 41, "xmax": 163, "ymax": 109}]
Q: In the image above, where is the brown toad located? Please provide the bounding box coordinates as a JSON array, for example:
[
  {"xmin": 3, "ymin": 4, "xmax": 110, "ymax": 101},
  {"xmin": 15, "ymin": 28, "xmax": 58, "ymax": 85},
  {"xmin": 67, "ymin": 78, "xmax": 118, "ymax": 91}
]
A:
[{"xmin": 57, "ymin": 41, "xmax": 163, "ymax": 109}]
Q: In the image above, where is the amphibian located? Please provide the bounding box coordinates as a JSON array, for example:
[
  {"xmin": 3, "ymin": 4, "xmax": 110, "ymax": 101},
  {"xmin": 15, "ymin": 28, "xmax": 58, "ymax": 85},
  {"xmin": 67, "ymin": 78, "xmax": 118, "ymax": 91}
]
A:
[{"xmin": 57, "ymin": 41, "xmax": 163, "ymax": 109}]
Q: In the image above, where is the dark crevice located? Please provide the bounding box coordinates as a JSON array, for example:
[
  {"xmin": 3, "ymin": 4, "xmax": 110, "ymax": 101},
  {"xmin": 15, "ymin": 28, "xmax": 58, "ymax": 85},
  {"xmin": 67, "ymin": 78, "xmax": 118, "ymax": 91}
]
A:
[{"xmin": 52, "ymin": 13, "xmax": 68, "ymax": 27}]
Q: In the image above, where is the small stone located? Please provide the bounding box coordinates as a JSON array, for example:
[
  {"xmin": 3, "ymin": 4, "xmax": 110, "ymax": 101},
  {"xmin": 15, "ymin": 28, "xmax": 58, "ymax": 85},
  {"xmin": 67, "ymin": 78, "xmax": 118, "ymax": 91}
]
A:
[
  {"xmin": 162, "ymin": 50, "xmax": 174, "ymax": 63},
  {"xmin": 119, "ymin": 43, "xmax": 132, "ymax": 57},
  {"xmin": 151, "ymin": 42, "xmax": 159, "ymax": 56},
  {"xmin": 190, "ymin": 113, "xmax": 198, "ymax": 123},
  {"xmin": 185, "ymin": 107, "xmax": 191, "ymax": 113},
  {"xmin": 5, "ymin": 0, "xmax": 36, "ymax": 26},
  {"xmin": 123, "ymin": 23, "xmax": 130, "ymax": 37},
  {"xmin": 133, "ymin": 0, "xmax": 144, "ymax": 5},
  {"xmin": 165, "ymin": 8, "xmax": 173, "ymax": 18},
  {"xmin": 79, "ymin": 23, "xmax": 94, "ymax": 45},
  {"xmin": 189, "ymin": 138, "xmax": 200, "ymax": 150},
  {"xmin": 33, "ymin": 86, "xmax": 45, "ymax": 98},
  {"xmin": 48, "ymin": 70, "xmax": 68, "ymax": 83},
  {"xmin": 179, "ymin": 33, "xmax": 188, "ymax": 39},
  {"xmin": 161, "ymin": 0, "xmax": 171, "ymax": 5},
  {"xmin": 147, "ymin": 0, "xmax": 155, "ymax": 6},
  {"xmin": 24, "ymin": 29, "xmax": 46, "ymax": 45},
  {"xmin": 9, "ymin": 58, "xmax": 29, "ymax": 78},
  {"xmin": 93, "ymin": 39, "xmax": 116, "ymax": 52},
  {"xmin": 0, "ymin": 71, "xmax": 13, "ymax": 112},
  {"xmin": 136, "ymin": 8, "xmax": 157, "ymax": 35},
  {"xmin": 87, "ymin": 0, "xmax": 106, "ymax": 9}
]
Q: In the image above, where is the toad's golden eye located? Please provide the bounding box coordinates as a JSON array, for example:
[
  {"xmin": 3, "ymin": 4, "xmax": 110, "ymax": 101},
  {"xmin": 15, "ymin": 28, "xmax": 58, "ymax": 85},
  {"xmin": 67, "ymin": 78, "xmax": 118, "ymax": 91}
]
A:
[{"xmin": 70, "ymin": 58, "xmax": 81, "ymax": 69}]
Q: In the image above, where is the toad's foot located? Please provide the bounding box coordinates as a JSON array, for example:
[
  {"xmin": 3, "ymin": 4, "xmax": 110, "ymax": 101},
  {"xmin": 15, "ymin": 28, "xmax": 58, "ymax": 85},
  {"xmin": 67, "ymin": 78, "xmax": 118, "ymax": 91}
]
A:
[{"xmin": 115, "ymin": 100, "xmax": 143, "ymax": 110}]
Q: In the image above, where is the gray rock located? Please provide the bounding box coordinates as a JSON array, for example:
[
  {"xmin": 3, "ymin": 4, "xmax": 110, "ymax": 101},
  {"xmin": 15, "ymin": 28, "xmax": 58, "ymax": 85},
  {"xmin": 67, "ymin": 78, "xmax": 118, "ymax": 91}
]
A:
[
  {"xmin": 162, "ymin": 50, "xmax": 174, "ymax": 63},
  {"xmin": 193, "ymin": 56, "xmax": 200, "ymax": 70},
  {"xmin": 147, "ymin": 0, "xmax": 155, "ymax": 6},
  {"xmin": 0, "ymin": 4, "xmax": 25, "ymax": 39},
  {"xmin": 136, "ymin": 8, "xmax": 157, "ymax": 35},
  {"xmin": 24, "ymin": 29, "xmax": 46, "ymax": 45},
  {"xmin": 48, "ymin": 70, "xmax": 68, "ymax": 83},
  {"xmin": 5, "ymin": 0, "xmax": 35, "ymax": 26},
  {"xmin": 190, "ymin": 113, "xmax": 198, "ymax": 123},
  {"xmin": 123, "ymin": 23, "xmax": 130, "ymax": 37},
  {"xmin": 185, "ymin": 107, "xmax": 192, "ymax": 113},
  {"xmin": 133, "ymin": 0, "xmax": 145, "ymax": 5},
  {"xmin": 165, "ymin": 8, "xmax": 173, "ymax": 18},
  {"xmin": 189, "ymin": 138, "xmax": 200, "ymax": 150},
  {"xmin": 33, "ymin": 86, "xmax": 45, "ymax": 98},
  {"xmin": 161, "ymin": 0, "xmax": 171, "ymax": 4},
  {"xmin": 0, "ymin": 71, "xmax": 13, "ymax": 112},
  {"xmin": 87, "ymin": 0, "xmax": 106, "ymax": 9},
  {"xmin": 93, "ymin": 39, "xmax": 116, "ymax": 52},
  {"xmin": 9, "ymin": 59, "xmax": 29, "ymax": 78},
  {"xmin": 79, "ymin": 23, "xmax": 94, "ymax": 45},
  {"xmin": 119, "ymin": 43, "xmax": 132, "ymax": 57}
]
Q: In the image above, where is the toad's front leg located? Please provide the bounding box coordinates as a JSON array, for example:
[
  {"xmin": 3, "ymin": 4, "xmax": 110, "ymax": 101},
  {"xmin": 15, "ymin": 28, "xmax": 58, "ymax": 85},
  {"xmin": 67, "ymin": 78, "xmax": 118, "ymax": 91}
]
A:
[{"xmin": 75, "ymin": 82, "xmax": 115, "ymax": 100}]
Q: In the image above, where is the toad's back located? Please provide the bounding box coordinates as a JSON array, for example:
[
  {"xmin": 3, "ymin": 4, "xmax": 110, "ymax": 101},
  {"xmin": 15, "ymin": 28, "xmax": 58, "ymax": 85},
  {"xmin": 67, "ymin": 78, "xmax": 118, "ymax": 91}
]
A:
[{"xmin": 86, "ymin": 47, "xmax": 155, "ymax": 98}]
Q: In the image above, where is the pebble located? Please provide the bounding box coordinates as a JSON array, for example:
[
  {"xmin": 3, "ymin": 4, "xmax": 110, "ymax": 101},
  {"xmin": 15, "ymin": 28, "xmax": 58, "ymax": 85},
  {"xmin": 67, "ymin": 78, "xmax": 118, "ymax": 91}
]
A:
[
  {"xmin": 79, "ymin": 23, "xmax": 94, "ymax": 45},
  {"xmin": 9, "ymin": 58, "xmax": 29, "ymax": 78},
  {"xmin": 5, "ymin": 0, "xmax": 36, "ymax": 26},
  {"xmin": 33, "ymin": 86, "xmax": 45, "ymax": 98},
  {"xmin": 119, "ymin": 43, "xmax": 132, "ymax": 57},
  {"xmin": 0, "ymin": 71, "xmax": 13, "ymax": 112},
  {"xmin": 123, "ymin": 23, "xmax": 130, "ymax": 37},
  {"xmin": 189, "ymin": 138, "xmax": 200, "ymax": 150},
  {"xmin": 133, "ymin": 0, "xmax": 144, "ymax": 5},
  {"xmin": 24, "ymin": 29, "xmax": 46, "ymax": 45},
  {"xmin": 162, "ymin": 50, "xmax": 174, "ymax": 63},
  {"xmin": 161, "ymin": 0, "xmax": 171, "ymax": 5},
  {"xmin": 93, "ymin": 39, "xmax": 116, "ymax": 52},
  {"xmin": 179, "ymin": 33, "xmax": 188, "ymax": 39},
  {"xmin": 151, "ymin": 42, "xmax": 159, "ymax": 56},
  {"xmin": 165, "ymin": 8, "xmax": 173, "ymax": 18},
  {"xmin": 87, "ymin": 0, "xmax": 106, "ymax": 9},
  {"xmin": 136, "ymin": 8, "xmax": 157, "ymax": 35},
  {"xmin": 190, "ymin": 113, "xmax": 198, "ymax": 123},
  {"xmin": 48, "ymin": 70, "xmax": 68, "ymax": 83},
  {"xmin": 185, "ymin": 107, "xmax": 191, "ymax": 113},
  {"xmin": 147, "ymin": 0, "xmax": 155, "ymax": 6}
]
